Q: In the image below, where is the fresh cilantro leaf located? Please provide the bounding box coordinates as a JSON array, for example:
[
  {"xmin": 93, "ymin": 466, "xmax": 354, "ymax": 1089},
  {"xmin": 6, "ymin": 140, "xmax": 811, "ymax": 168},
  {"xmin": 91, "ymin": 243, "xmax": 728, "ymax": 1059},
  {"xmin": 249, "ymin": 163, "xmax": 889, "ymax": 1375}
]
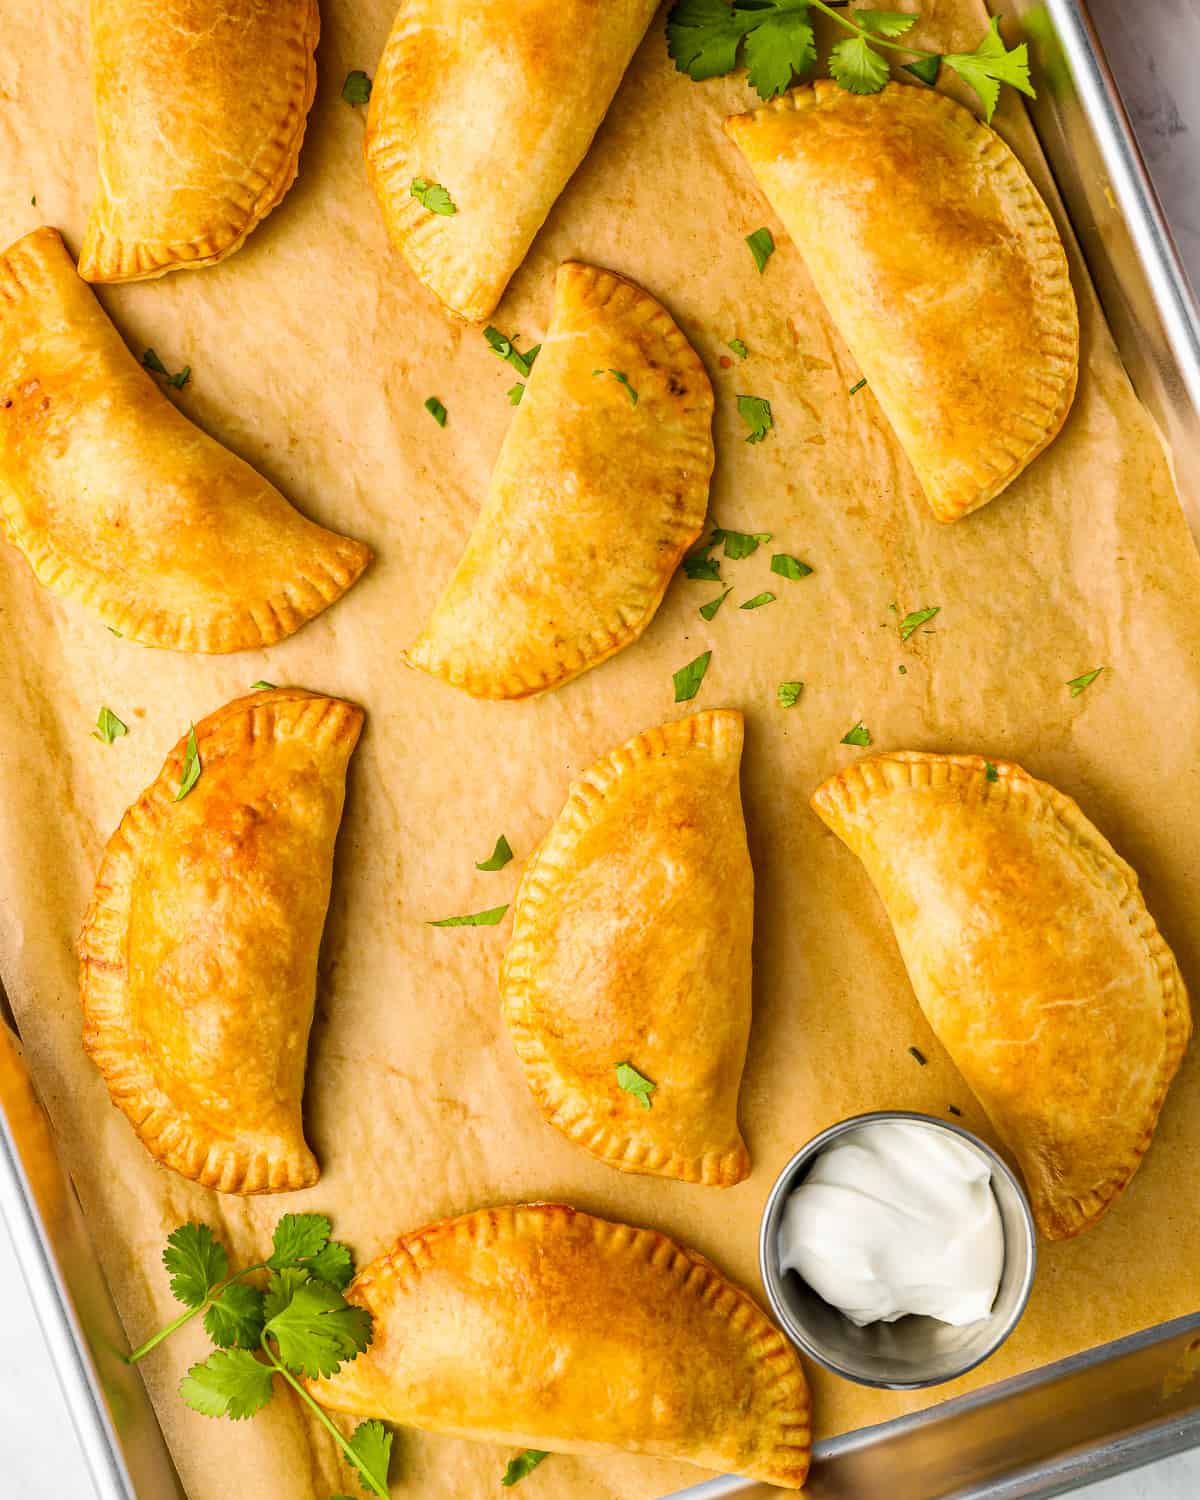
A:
[
  {"xmin": 898, "ymin": 664, "xmax": 907, "ymax": 674},
  {"xmin": 264, "ymin": 1278, "xmax": 373, "ymax": 1379},
  {"xmin": 778, "ymin": 680, "xmax": 804, "ymax": 708},
  {"xmin": 163, "ymin": 1223, "xmax": 228, "ymax": 1309},
  {"xmin": 342, "ymin": 70, "xmax": 372, "ymax": 105},
  {"xmin": 302, "ymin": 1240, "xmax": 356, "ymax": 1291},
  {"xmin": 848, "ymin": 376, "xmax": 868, "ymax": 395},
  {"xmin": 424, "ymin": 396, "xmax": 447, "ymax": 426},
  {"xmin": 713, "ymin": 527, "xmax": 772, "ymax": 560},
  {"xmin": 107, "ymin": 625, "xmax": 123, "ymax": 636},
  {"xmin": 899, "ymin": 605, "xmax": 940, "ymax": 641},
  {"xmin": 666, "ymin": 0, "xmax": 757, "ymax": 81},
  {"xmin": 743, "ymin": 11, "xmax": 816, "ymax": 99},
  {"xmin": 269, "ymin": 1214, "xmax": 331, "ymax": 1271},
  {"xmin": 615, "ymin": 1061, "xmax": 656, "ymax": 1110},
  {"xmin": 908, "ymin": 1045, "xmax": 927, "ymax": 1066},
  {"xmin": 828, "ymin": 35, "xmax": 890, "ymax": 94},
  {"xmin": 1067, "ymin": 666, "xmax": 1104, "ymax": 697},
  {"xmin": 727, "ymin": 338, "xmax": 749, "ymax": 360},
  {"xmin": 855, "ymin": 10, "xmax": 917, "ymax": 38},
  {"xmin": 740, "ymin": 591, "xmax": 776, "ymax": 610},
  {"xmin": 477, "ymin": 835, "xmax": 513, "ymax": 871},
  {"xmin": 142, "ymin": 348, "xmax": 190, "ymax": 388},
  {"xmin": 484, "ymin": 326, "xmax": 539, "ymax": 379},
  {"xmin": 410, "ymin": 178, "xmax": 457, "ymax": 215},
  {"xmin": 745, "ymin": 227, "xmax": 775, "ymax": 274},
  {"xmin": 699, "ymin": 588, "xmax": 732, "ymax": 621},
  {"xmin": 682, "ymin": 539, "xmax": 722, "ymax": 581},
  {"xmin": 608, "ymin": 370, "xmax": 638, "ymax": 405},
  {"xmin": 175, "ymin": 725, "xmax": 201, "ymax": 801},
  {"xmin": 204, "ymin": 1283, "xmax": 266, "ymax": 1350},
  {"xmin": 904, "ymin": 54, "xmax": 941, "ymax": 85},
  {"xmin": 507, "ymin": 383, "xmax": 525, "ymax": 405},
  {"xmin": 250, "ymin": 681, "xmax": 275, "ymax": 691},
  {"xmin": 771, "ymin": 553, "xmax": 813, "ymax": 580},
  {"xmin": 841, "ymin": 721, "xmax": 872, "ymax": 747},
  {"xmin": 179, "ymin": 1348, "xmax": 274, "ymax": 1421},
  {"xmin": 942, "ymin": 17, "xmax": 1035, "ymax": 123},
  {"xmin": 349, "ymin": 1420, "xmax": 394, "ymax": 1494},
  {"xmin": 985, "ymin": 760, "xmax": 999, "ymax": 782},
  {"xmin": 673, "ymin": 650, "xmax": 712, "ymax": 703},
  {"xmin": 262, "ymin": 1266, "xmax": 310, "ymax": 1323},
  {"xmin": 428, "ymin": 905, "xmax": 509, "ymax": 927},
  {"xmin": 503, "ymin": 1450, "xmax": 550, "ymax": 1487},
  {"xmin": 93, "ymin": 706, "xmax": 127, "ymax": 744},
  {"xmin": 736, "ymin": 394, "xmax": 773, "ymax": 443}
]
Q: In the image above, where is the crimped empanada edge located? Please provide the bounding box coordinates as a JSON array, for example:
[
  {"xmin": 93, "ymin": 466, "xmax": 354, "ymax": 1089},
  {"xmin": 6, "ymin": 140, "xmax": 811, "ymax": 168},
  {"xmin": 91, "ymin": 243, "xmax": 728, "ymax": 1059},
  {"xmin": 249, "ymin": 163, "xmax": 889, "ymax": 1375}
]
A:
[
  {"xmin": 78, "ymin": 0, "xmax": 320, "ymax": 282},
  {"xmin": 403, "ymin": 262, "xmax": 714, "ymax": 698},
  {"xmin": 501, "ymin": 711, "xmax": 751, "ymax": 1186},
  {"xmin": 724, "ymin": 81, "xmax": 1079, "ymax": 522},
  {"xmin": 811, "ymin": 750, "xmax": 1192, "ymax": 1237},
  {"xmin": 310, "ymin": 1202, "xmax": 812, "ymax": 1487},
  {"xmin": 77, "ymin": 689, "xmax": 364, "ymax": 1195}
]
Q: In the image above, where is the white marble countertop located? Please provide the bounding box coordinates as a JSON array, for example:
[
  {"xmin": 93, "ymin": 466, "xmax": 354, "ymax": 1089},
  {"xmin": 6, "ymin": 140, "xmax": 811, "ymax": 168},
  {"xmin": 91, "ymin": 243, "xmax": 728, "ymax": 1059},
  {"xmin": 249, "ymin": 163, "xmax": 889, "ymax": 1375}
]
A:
[{"xmin": 2, "ymin": 3, "xmax": 1199, "ymax": 1497}]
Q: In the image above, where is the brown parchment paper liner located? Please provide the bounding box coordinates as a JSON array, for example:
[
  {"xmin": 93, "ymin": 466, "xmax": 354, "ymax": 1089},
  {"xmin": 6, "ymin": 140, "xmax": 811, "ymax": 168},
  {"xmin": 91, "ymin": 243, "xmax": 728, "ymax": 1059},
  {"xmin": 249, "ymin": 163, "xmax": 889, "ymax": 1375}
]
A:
[{"xmin": 1, "ymin": 1, "xmax": 1199, "ymax": 1495}]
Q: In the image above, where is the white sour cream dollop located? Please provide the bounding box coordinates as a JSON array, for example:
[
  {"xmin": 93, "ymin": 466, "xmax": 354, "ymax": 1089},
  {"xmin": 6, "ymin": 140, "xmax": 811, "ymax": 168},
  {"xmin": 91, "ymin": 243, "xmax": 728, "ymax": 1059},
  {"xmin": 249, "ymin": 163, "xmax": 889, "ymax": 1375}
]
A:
[{"xmin": 778, "ymin": 1120, "xmax": 1004, "ymax": 1328}]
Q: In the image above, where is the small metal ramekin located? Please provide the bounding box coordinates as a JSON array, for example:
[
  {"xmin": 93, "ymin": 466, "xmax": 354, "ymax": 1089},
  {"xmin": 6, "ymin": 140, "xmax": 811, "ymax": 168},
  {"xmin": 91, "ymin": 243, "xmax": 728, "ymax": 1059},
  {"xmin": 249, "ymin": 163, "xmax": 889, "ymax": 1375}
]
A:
[{"xmin": 759, "ymin": 1110, "xmax": 1037, "ymax": 1389}]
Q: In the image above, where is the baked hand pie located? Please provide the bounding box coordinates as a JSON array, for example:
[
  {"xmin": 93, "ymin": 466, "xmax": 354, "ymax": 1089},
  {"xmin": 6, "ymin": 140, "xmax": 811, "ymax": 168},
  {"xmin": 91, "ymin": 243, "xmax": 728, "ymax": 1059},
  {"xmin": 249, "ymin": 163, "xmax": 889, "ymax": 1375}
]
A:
[
  {"xmin": 724, "ymin": 82, "xmax": 1079, "ymax": 522},
  {"xmin": 306, "ymin": 1202, "xmax": 811, "ymax": 1487},
  {"xmin": 78, "ymin": 689, "xmax": 363, "ymax": 1194},
  {"xmin": 404, "ymin": 262, "xmax": 713, "ymax": 698},
  {"xmin": 365, "ymin": 0, "xmax": 659, "ymax": 321},
  {"xmin": 812, "ymin": 751, "xmax": 1191, "ymax": 1239},
  {"xmin": 501, "ymin": 710, "xmax": 752, "ymax": 1185},
  {"xmin": 0, "ymin": 228, "xmax": 370, "ymax": 651},
  {"xmin": 79, "ymin": 0, "xmax": 319, "ymax": 281}
]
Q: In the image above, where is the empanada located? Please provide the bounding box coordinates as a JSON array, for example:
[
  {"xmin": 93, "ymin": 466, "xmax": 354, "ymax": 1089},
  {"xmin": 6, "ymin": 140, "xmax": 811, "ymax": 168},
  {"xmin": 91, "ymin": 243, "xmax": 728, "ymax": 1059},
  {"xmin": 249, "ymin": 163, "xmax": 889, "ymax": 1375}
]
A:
[
  {"xmin": 724, "ymin": 82, "xmax": 1079, "ymax": 522},
  {"xmin": 0, "ymin": 228, "xmax": 369, "ymax": 651},
  {"xmin": 502, "ymin": 710, "xmax": 752, "ymax": 1185},
  {"xmin": 78, "ymin": 689, "xmax": 363, "ymax": 1194},
  {"xmin": 365, "ymin": 0, "xmax": 659, "ymax": 321},
  {"xmin": 306, "ymin": 1202, "xmax": 811, "ymax": 1488},
  {"xmin": 811, "ymin": 752, "xmax": 1191, "ymax": 1239},
  {"xmin": 79, "ymin": 0, "xmax": 319, "ymax": 282},
  {"xmin": 405, "ymin": 262, "xmax": 713, "ymax": 698}
]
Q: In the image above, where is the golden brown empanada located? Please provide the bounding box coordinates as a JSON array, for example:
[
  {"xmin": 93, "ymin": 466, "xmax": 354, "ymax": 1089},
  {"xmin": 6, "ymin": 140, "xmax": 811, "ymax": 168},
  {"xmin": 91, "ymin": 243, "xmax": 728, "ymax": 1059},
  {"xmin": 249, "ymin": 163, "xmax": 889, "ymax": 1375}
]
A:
[
  {"xmin": 404, "ymin": 262, "xmax": 713, "ymax": 698},
  {"xmin": 811, "ymin": 751, "xmax": 1191, "ymax": 1239},
  {"xmin": 0, "ymin": 228, "xmax": 369, "ymax": 651},
  {"xmin": 78, "ymin": 689, "xmax": 363, "ymax": 1194},
  {"xmin": 79, "ymin": 0, "xmax": 319, "ymax": 282},
  {"xmin": 365, "ymin": 0, "xmax": 659, "ymax": 321},
  {"xmin": 307, "ymin": 1202, "xmax": 811, "ymax": 1487},
  {"xmin": 502, "ymin": 711, "xmax": 752, "ymax": 1185},
  {"xmin": 724, "ymin": 82, "xmax": 1079, "ymax": 522}
]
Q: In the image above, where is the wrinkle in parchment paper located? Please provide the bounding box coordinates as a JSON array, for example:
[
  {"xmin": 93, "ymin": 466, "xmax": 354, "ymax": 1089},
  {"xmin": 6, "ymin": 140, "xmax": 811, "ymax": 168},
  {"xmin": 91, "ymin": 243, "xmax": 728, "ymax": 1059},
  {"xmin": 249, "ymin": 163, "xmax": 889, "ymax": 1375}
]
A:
[{"xmin": 1, "ymin": 2, "xmax": 1200, "ymax": 1496}]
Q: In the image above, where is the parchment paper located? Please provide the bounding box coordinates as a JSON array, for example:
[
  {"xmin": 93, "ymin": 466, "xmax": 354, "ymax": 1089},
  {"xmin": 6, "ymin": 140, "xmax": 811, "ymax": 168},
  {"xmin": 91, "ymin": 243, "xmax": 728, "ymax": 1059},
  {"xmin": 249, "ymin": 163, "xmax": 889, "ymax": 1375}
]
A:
[{"xmin": 2, "ymin": 2, "xmax": 1200, "ymax": 1496}]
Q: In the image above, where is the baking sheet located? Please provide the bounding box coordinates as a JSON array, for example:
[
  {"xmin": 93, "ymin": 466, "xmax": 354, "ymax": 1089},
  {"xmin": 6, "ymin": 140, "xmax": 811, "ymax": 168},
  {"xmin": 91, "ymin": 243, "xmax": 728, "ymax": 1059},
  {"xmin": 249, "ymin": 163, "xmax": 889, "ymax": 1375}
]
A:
[{"xmin": 2, "ymin": 1, "xmax": 1200, "ymax": 1497}]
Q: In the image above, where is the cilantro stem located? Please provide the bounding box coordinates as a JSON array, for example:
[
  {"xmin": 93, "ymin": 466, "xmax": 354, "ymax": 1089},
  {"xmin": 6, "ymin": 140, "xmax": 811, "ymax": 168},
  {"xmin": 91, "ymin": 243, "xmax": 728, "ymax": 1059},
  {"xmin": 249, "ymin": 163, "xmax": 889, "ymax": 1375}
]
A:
[
  {"xmin": 807, "ymin": 0, "xmax": 940, "ymax": 59},
  {"xmin": 125, "ymin": 1263, "xmax": 268, "ymax": 1364},
  {"xmin": 261, "ymin": 1335, "xmax": 388, "ymax": 1499}
]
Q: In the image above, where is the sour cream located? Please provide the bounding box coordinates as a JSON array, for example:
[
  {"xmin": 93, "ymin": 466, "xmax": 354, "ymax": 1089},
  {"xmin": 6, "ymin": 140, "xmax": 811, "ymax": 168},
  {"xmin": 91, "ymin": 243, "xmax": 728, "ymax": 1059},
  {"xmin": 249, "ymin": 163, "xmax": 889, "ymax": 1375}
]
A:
[{"xmin": 778, "ymin": 1120, "xmax": 1004, "ymax": 1328}]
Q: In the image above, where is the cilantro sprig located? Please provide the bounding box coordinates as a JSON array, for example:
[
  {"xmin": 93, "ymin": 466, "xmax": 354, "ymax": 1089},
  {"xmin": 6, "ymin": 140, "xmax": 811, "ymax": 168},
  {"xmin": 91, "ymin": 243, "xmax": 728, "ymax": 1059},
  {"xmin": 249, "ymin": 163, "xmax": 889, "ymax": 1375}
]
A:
[
  {"xmin": 129, "ymin": 1215, "xmax": 388, "ymax": 1499},
  {"xmin": 667, "ymin": 2, "xmax": 1034, "ymax": 122}
]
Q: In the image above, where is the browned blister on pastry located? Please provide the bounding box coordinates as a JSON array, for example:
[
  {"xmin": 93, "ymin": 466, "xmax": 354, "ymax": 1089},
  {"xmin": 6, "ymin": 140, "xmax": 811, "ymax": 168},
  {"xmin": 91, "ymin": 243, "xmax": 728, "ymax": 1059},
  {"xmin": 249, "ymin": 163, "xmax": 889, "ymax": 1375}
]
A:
[
  {"xmin": 79, "ymin": 689, "xmax": 363, "ymax": 1194},
  {"xmin": 502, "ymin": 711, "xmax": 752, "ymax": 1185},
  {"xmin": 365, "ymin": 0, "xmax": 659, "ymax": 321},
  {"xmin": 724, "ymin": 82, "xmax": 1079, "ymax": 521},
  {"xmin": 306, "ymin": 1202, "xmax": 811, "ymax": 1487},
  {"xmin": 0, "ymin": 228, "xmax": 370, "ymax": 651},
  {"xmin": 404, "ymin": 262, "xmax": 713, "ymax": 698},
  {"xmin": 79, "ymin": 0, "xmax": 320, "ymax": 282},
  {"xmin": 812, "ymin": 751, "xmax": 1191, "ymax": 1239}
]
